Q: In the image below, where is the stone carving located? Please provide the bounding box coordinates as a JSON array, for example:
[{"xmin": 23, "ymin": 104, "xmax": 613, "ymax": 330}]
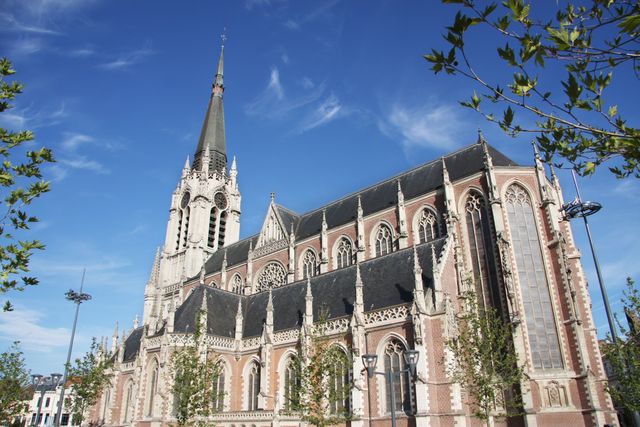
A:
[
  {"xmin": 544, "ymin": 381, "xmax": 568, "ymax": 407},
  {"xmin": 256, "ymin": 262, "xmax": 287, "ymax": 292},
  {"xmin": 365, "ymin": 305, "xmax": 410, "ymax": 327}
]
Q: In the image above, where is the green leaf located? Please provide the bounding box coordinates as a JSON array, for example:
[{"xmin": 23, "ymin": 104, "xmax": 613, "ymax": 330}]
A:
[
  {"xmin": 618, "ymin": 14, "xmax": 640, "ymax": 35},
  {"xmin": 608, "ymin": 105, "xmax": 618, "ymax": 118}
]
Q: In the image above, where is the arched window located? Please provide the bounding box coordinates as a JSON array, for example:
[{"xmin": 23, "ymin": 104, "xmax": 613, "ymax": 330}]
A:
[
  {"xmin": 102, "ymin": 388, "xmax": 111, "ymax": 421},
  {"xmin": 175, "ymin": 210, "xmax": 183, "ymax": 251},
  {"xmin": 212, "ymin": 364, "xmax": 225, "ymax": 412},
  {"xmin": 336, "ymin": 238, "xmax": 353, "ymax": 269},
  {"xmin": 505, "ymin": 184, "xmax": 563, "ymax": 370},
  {"xmin": 247, "ymin": 361, "xmax": 260, "ymax": 411},
  {"xmin": 383, "ymin": 338, "xmax": 414, "ymax": 415},
  {"xmin": 218, "ymin": 211, "xmax": 227, "ymax": 248},
  {"xmin": 374, "ymin": 224, "xmax": 394, "ymax": 257},
  {"xmin": 231, "ymin": 274, "xmax": 243, "ymax": 295},
  {"xmin": 283, "ymin": 355, "xmax": 300, "ymax": 411},
  {"xmin": 464, "ymin": 191, "xmax": 499, "ymax": 309},
  {"xmin": 327, "ymin": 347, "xmax": 351, "ymax": 416},
  {"xmin": 146, "ymin": 361, "xmax": 159, "ymax": 417},
  {"xmin": 256, "ymin": 263, "xmax": 287, "ymax": 292},
  {"xmin": 417, "ymin": 208, "xmax": 440, "ymax": 243},
  {"xmin": 207, "ymin": 207, "xmax": 218, "ymax": 248},
  {"xmin": 181, "ymin": 207, "xmax": 191, "ymax": 249},
  {"xmin": 122, "ymin": 382, "xmax": 133, "ymax": 423},
  {"xmin": 302, "ymin": 250, "xmax": 318, "ymax": 279}
]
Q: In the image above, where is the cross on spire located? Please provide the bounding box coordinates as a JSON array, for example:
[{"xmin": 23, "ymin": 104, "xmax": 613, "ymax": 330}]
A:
[{"xmin": 221, "ymin": 28, "xmax": 228, "ymax": 47}]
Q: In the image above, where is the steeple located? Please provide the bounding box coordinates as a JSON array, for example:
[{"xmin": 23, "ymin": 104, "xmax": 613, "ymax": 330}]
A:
[{"xmin": 193, "ymin": 39, "xmax": 227, "ymax": 174}]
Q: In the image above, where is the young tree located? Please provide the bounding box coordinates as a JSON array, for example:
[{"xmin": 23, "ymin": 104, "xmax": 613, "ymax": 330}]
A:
[
  {"xmin": 289, "ymin": 318, "xmax": 352, "ymax": 427},
  {"xmin": 0, "ymin": 58, "xmax": 54, "ymax": 311},
  {"xmin": 603, "ymin": 277, "xmax": 640, "ymax": 412},
  {"xmin": 425, "ymin": 0, "xmax": 639, "ymax": 178},
  {"xmin": 0, "ymin": 342, "xmax": 30, "ymax": 424},
  {"xmin": 170, "ymin": 316, "xmax": 223, "ymax": 427},
  {"xmin": 67, "ymin": 339, "xmax": 113, "ymax": 425},
  {"xmin": 444, "ymin": 290, "xmax": 524, "ymax": 425}
]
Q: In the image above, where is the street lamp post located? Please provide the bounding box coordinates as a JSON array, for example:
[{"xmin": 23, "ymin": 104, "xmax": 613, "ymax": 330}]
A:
[
  {"xmin": 30, "ymin": 374, "xmax": 62, "ymax": 427},
  {"xmin": 54, "ymin": 270, "xmax": 92, "ymax": 427},
  {"xmin": 561, "ymin": 170, "xmax": 617, "ymax": 342},
  {"xmin": 362, "ymin": 350, "xmax": 419, "ymax": 427}
]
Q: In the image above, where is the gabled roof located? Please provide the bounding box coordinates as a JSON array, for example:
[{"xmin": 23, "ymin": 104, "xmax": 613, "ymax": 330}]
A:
[
  {"xmin": 198, "ymin": 142, "xmax": 516, "ymax": 275},
  {"xmin": 177, "ymin": 238, "xmax": 445, "ymax": 338},
  {"xmin": 122, "ymin": 327, "xmax": 145, "ymax": 362}
]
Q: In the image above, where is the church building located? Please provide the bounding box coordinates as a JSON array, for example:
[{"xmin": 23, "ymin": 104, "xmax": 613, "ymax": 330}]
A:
[{"xmin": 92, "ymin": 43, "xmax": 618, "ymax": 426}]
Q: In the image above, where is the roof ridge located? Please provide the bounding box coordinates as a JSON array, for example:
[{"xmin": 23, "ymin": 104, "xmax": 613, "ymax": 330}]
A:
[
  {"xmin": 274, "ymin": 204, "xmax": 300, "ymax": 216},
  {"xmin": 293, "ymin": 143, "xmax": 482, "ymax": 219}
]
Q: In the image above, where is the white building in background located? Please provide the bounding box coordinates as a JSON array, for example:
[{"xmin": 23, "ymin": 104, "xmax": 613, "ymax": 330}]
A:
[{"xmin": 21, "ymin": 384, "xmax": 77, "ymax": 427}]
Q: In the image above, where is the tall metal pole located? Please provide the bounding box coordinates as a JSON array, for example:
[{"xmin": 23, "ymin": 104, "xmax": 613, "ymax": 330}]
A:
[
  {"xmin": 34, "ymin": 379, "xmax": 47, "ymax": 427},
  {"xmin": 387, "ymin": 370, "xmax": 397, "ymax": 427},
  {"xmin": 569, "ymin": 170, "xmax": 618, "ymax": 342},
  {"xmin": 55, "ymin": 269, "xmax": 91, "ymax": 427}
]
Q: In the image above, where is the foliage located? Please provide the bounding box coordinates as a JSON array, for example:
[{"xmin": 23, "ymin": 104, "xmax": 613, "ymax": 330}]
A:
[
  {"xmin": 0, "ymin": 342, "xmax": 30, "ymax": 424},
  {"xmin": 603, "ymin": 277, "xmax": 640, "ymax": 412},
  {"xmin": 290, "ymin": 316, "xmax": 352, "ymax": 427},
  {"xmin": 444, "ymin": 290, "xmax": 524, "ymax": 424},
  {"xmin": 0, "ymin": 58, "xmax": 54, "ymax": 311},
  {"xmin": 425, "ymin": 0, "xmax": 640, "ymax": 178},
  {"xmin": 67, "ymin": 338, "xmax": 113, "ymax": 425},
  {"xmin": 170, "ymin": 314, "xmax": 222, "ymax": 427}
]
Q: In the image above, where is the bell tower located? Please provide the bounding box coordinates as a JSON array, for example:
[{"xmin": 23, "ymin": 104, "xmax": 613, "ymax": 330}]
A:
[{"xmin": 153, "ymin": 40, "xmax": 241, "ymax": 305}]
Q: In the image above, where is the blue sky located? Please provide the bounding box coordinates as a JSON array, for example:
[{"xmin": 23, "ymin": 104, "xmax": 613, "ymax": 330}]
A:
[{"xmin": 0, "ymin": 0, "xmax": 638, "ymax": 375}]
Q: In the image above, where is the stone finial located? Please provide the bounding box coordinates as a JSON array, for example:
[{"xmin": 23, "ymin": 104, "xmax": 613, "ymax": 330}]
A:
[
  {"xmin": 266, "ymin": 287, "xmax": 274, "ymax": 327},
  {"xmin": 304, "ymin": 277, "xmax": 313, "ymax": 327},
  {"xmin": 133, "ymin": 314, "xmax": 139, "ymax": 329},
  {"xmin": 202, "ymin": 143, "xmax": 211, "ymax": 172}
]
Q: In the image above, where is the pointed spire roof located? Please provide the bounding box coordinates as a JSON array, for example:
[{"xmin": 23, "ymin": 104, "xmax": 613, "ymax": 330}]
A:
[{"xmin": 193, "ymin": 41, "xmax": 227, "ymax": 174}]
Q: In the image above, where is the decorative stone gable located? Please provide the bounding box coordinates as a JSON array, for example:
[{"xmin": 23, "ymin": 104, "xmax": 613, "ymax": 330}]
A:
[{"xmin": 255, "ymin": 198, "xmax": 289, "ymax": 257}]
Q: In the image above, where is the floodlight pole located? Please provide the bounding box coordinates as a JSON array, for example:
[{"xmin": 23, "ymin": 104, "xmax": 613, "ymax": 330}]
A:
[
  {"xmin": 55, "ymin": 269, "xmax": 92, "ymax": 427},
  {"xmin": 563, "ymin": 170, "xmax": 617, "ymax": 342}
]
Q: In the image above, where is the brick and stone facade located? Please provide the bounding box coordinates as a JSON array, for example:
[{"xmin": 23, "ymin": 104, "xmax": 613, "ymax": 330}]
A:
[{"xmin": 91, "ymin": 45, "xmax": 618, "ymax": 427}]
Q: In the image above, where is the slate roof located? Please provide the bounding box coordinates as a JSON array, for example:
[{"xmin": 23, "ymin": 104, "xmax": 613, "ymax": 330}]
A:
[
  {"xmin": 176, "ymin": 238, "xmax": 445, "ymax": 338},
  {"xmin": 196, "ymin": 143, "xmax": 516, "ymax": 276},
  {"xmin": 122, "ymin": 327, "xmax": 145, "ymax": 362}
]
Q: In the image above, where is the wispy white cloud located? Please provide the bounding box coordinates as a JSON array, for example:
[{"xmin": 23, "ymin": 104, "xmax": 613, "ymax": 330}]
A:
[
  {"xmin": 380, "ymin": 104, "xmax": 463, "ymax": 151},
  {"xmin": 59, "ymin": 155, "xmax": 110, "ymax": 174},
  {"xmin": 0, "ymin": 12, "xmax": 62, "ymax": 35},
  {"xmin": 61, "ymin": 133, "xmax": 93, "ymax": 151},
  {"xmin": 245, "ymin": 67, "xmax": 288, "ymax": 117},
  {"xmin": 284, "ymin": 20, "xmax": 300, "ymax": 30},
  {"xmin": 9, "ymin": 37, "xmax": 46, "ymax": 57},
  {"xmin": 297, "ymin": 94, "xmax": 344, "ymax": 133},
  {"xmin": 281, "ymin": 53, "xmax": 290, "ymax": 64},
  {"xmin": 0, "ymin": 102, "xmax": 67, "ymax": 130},
  {"xmin": 283, "ymin": 0, "xmax": 341, "ymax": 30},
  {"xmin": 0, "ymin": 307, "xmax": 69, "ymax": 353},
  {"xmin": 300, "ymin": 76, "xmax": 314, "ymax": 89},
  {"xmin": 68, "ymin": 47, "xmax": 95, "ymax": 57},
  {"xmin": 99, "ymin": 43, "xmax": 154, "ymax": 71},
  {"xmin": 244, "ymin": 0, "xmax": 277, "ymax": 10}
]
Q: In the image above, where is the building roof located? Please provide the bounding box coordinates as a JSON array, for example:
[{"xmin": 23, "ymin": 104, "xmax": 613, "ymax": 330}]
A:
[
  {"xmin": 122, "ymin": 327, "xmax": 145, "ymax": 362},
  {"xmin": 199, "ymin": 142, "xmax": 516, "ymax": 275},
  {"xmin": 193, "ymin": 45, "xmax": 227, "ymax": 173},
  {"xmin": 176, "ymin": 238, "xmax": 445, "ymax": 338}
]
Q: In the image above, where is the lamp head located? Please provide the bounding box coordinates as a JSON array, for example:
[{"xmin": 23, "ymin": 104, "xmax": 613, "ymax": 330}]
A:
[
  {"xmin": 362, "ymin": 354, "xmax": 378, "ymax": 379},
  {"xmin": 404, "ymin": 350, "xmax": 419, "ymax": 377},
  {"xmin": 31, "ymin": 374, "xmax": 43, "ymax": 386}
]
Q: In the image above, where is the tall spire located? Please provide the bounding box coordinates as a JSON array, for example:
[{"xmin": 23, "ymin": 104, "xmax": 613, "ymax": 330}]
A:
[{"xmin": 193, "ymin": 37, "xmax": 227, "ymax": 174}]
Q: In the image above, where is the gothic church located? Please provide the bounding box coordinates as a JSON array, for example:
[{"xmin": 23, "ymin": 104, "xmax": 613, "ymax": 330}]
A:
[{"xmin": 92, "ymin": 44, "xmax": 617, "ymax": 427}]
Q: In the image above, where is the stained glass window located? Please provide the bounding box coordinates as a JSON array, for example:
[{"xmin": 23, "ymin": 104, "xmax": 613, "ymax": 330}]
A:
[
  {"xmin": 257, "ymin": 263, "xmax": 287, "ymax": 292},
  {"xmin": 375, "ymin": 224, "xmax": 393, "ymax": 257},
  {"xmin": 505, "ymin": 184, "xmax": 563, "ymax": 370}
]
